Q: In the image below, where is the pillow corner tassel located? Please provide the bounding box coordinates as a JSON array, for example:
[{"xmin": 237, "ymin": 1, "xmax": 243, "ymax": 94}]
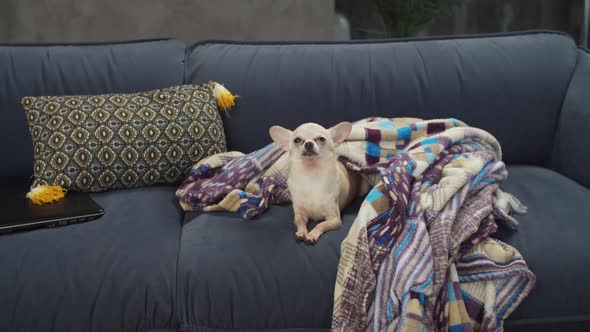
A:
[
  {"xmin": 26, "ymin": 185, "xmax": 67, "ymax": 205},
  {"xmin": 212, "ymin": 81, "xmax": 239, "ymax": 114}
]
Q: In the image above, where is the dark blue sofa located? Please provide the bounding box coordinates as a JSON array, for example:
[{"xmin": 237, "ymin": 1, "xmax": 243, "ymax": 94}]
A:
[{"xmin": 1, "ymin": 31, "xmax": 589, "ymax": 332}]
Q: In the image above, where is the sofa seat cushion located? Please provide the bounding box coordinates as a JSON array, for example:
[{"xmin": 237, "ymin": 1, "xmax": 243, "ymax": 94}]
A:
[
  {"xmin": 496, "ymin": 166, "xmax": 590, "ymax": 331},
  {"xmin": 176, "ymin": 165, "xmax": 590, "ymax": 331},
  {"xmin": 0, "ymin": 185, "xmax": 182, "ymax": 332},
  {"xmin": 176, "ymin": 199, "xmax": 363, "ymax": 331}
]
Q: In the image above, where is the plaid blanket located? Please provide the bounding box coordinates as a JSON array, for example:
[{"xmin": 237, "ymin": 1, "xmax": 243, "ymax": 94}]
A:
[{"xmin": 176, "ymin": 118, "xmax": 535, "ymax": 331}]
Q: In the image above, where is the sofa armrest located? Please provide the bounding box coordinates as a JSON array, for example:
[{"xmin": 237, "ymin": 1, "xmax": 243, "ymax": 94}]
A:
[{"xmin": 551, "ymin": 48, "xmax": 590, "ymax": 188}]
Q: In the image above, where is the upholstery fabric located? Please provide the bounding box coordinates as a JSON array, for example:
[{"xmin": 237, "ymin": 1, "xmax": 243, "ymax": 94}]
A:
[
  {"xmin": 176, "ymin": 199, "xmax": 362, "ymax": 331},
  {"xmin": 185, "ymin": 32, "xmax": 577, "ymax": 165},
  {"xmin": 22, "ymin": 83, "xmax": 226, "ymax": 191},
  {"xmin": 174, "ymin": 166, "xmax": 590, "ymax": 331},
  {"xmin": 495, "ymin": 166, "xmax": 590, "ymax": 329},
  {"xmin": 0, "ymin": 186, "xmax": 182, "ymax": 332},
  {"xmin": 0, "ymin": 39, "xmax": 186, "ymax": 178},
  {"xmin": 551, "ymin": 48, "xmax": 590, "ymax": 188}
]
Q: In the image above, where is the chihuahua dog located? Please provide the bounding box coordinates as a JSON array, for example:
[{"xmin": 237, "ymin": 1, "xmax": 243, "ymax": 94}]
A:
[{"xmin": 269, "ymin": 122, "xmax": 367, "ymax": 244}]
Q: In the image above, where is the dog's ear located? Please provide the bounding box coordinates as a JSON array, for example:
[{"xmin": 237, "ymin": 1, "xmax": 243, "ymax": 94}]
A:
[
  {"xmin": 329, "ymin": 122, "xmax": 352, "ymax": 144},
  {"xmin": 269, "ymin": 126, "xmax": 292, "ymax": 149}
]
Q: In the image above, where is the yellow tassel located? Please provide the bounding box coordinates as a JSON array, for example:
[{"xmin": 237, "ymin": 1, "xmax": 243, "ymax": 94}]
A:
[
  {"xmin": 212, "ymin": 81, "xmax": 239, "ymax": 113},
  {"xmin": 26, "ymin": 185, "xmax": 67, "ymax": 205}
]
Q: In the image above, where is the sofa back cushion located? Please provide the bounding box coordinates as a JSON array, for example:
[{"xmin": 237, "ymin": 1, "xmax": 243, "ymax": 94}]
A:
[
  {"xmin": 0, "ymin": 39, "xmax": 186, "ymax": 178},
  {"xmin": 551, "ymin": 48, "xmax": 590, "ymax": 188},
  {"xmin": 185, "ymin": 32, "xmax": 578, "ymax": 164}
]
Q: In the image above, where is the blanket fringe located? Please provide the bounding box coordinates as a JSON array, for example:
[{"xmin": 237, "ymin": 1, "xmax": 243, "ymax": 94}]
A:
[{"xmin": 496, "ymin": 189, "xmax": 528, "ymax": 214}]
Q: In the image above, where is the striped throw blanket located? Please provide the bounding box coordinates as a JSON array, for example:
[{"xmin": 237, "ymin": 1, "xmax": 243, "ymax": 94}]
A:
[{"xmin": 176, "ymin": 118, "xmax": 535, "ymax": 332}]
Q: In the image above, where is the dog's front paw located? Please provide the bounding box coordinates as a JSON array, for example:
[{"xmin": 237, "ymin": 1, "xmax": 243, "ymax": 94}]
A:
[
  {"xmin": 305, "ymin": 230, "xmax": 321, "ymax": 245},
  {"xmin": 295, "ymin": 229, "xmax": 308, "ymax": 241}
]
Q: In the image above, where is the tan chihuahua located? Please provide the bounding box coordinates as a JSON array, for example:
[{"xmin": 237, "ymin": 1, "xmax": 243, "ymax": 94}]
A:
[{"xmin": 269, "ymin": 122, "xmax": 367, "ymax": 244}]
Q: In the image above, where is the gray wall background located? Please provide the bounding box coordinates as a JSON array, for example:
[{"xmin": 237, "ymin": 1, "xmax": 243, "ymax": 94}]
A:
[{"xmin": 0, "ymin": 0, "xmax": 336, "ymax": 43}]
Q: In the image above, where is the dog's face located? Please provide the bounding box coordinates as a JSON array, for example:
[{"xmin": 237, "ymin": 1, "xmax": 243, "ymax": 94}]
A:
[{"xmin": 269, "ymin": 122, "xmax": 352, "ymax": 160}]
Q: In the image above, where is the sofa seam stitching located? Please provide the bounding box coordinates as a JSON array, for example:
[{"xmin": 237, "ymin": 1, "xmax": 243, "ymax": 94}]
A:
[
  {"xmin": 185, "ymin": 30, "xmax": 571, "ymax": 54},
  {"xmin": 175, "ymin": 41, "xmax": 189, "ymax": 330},
  {"xmin": 0, "ymin": 38, "xmax": 175, "ymax": 47},
  {"xmin": 174, "ymin": 211, "xmax": 186, "ymax": 330},
  {"xmin": 547, "ymin": 46, "xmax": 583, "ymax": 170},
  {"xmin": 179, "ymin": 324, "xmax": 330, "ymax": 331},
  {"xmin": 504, "ymin": 313, "xmax": 590, "ymax": 326},
  {"xmin": 182, "ymin": 42, "xmax": 189, "ymax": 85}
]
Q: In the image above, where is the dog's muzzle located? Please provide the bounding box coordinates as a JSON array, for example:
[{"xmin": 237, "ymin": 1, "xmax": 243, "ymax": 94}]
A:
[{"xmin": 302, "ymin": 141, "xmax": 317, "ymax": 156}]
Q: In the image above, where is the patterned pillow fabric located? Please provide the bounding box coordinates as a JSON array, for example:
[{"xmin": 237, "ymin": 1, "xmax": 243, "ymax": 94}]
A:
[{"xmin": 23, "ymin": 82, "xmax": 227, "ymax": 192}]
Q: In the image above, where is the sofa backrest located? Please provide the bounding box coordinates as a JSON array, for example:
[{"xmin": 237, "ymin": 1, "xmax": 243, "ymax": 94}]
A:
[
  {"xmin": 0, "ymin": 39, "xmax": 186, "ymax": 178},
  {"xmin": 184, "ymin": 32, "xmax": 578, "ymax": 165},
  {"xmin": 1, "ymin": 32, "xmax": 580, "ymax": 178}
]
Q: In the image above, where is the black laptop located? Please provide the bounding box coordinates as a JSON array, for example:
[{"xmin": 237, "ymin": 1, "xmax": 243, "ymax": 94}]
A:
[{"xmin": 0, "ymin": 177, "xmax": 104, "ymax": 233}]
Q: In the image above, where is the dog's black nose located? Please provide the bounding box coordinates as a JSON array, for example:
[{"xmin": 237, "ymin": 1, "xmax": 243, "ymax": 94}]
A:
[{"xmin": 304, "ymin": 141, "xmax": 314, "ymax": 150}]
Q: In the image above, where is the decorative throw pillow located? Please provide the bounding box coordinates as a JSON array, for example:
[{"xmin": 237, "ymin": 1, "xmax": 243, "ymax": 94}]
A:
[{"xmin": 23, "ymin": 82, "xmax": 231, "ymax": 192}]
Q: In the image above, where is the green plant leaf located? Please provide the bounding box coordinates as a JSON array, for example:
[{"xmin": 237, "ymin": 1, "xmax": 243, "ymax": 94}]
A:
[{"xmin": 373, "ymin": 0, "xmax": 464, "ymax": 37}]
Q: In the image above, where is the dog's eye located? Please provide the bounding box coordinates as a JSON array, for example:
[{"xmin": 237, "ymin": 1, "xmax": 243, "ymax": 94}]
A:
[
  {"xmin": 318, "ymin": 137, "xmax": 326, "ymax": 142},
  {"xmin": 293, "ymin": 137, "xmax": 301, "ymax": 144}
]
